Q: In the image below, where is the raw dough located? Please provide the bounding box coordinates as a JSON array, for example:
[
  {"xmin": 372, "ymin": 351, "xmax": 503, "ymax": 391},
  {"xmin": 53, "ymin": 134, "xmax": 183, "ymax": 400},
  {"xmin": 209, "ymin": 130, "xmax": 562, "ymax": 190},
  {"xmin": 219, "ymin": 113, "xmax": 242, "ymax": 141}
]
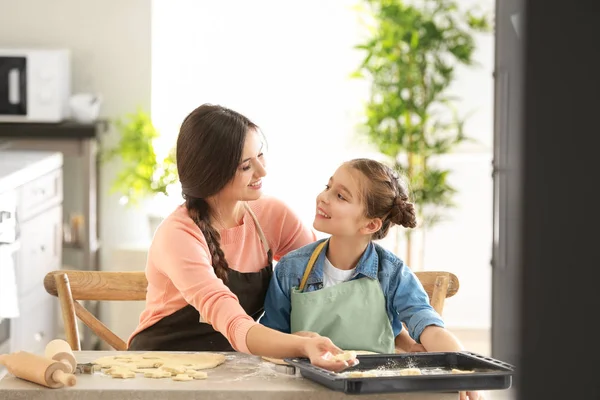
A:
[
  {"xmin": 331, "ymin": 351, "xmax": 357, "ymax": 362},
  {"xmin": 113, "ymin": 355, "xmax": 132, "ymax": 360},
  {"xmin": 94, "ymin": 356, "xmax": 129, "ymax": 369},
  {"xmin": 93, "ymin": 353, "xmax": 225, "ymax": 369},
  {"xmin": 130, "ymin": 359, "xmax": 160, "ymax": 369},
  {"xmin": 451, "ymin": 368, "xmax": 474, "ymax": 374},
  {"xmin": 143, "ymin": 369, "xmax": 172, "ymax": 379},
  {"xmin": 353, "ymin": 350, "xmax": 378, "ymax": 355},
  {"xmin": 347, "ymin": 371, "xmax": 377, "ymax": 378},
  {"xmin": 172, "ymin": 374, "xmax": 194, "ymax": 381},
  {"xmin": 399, "ymin": 368, "xmax": 422, "ymax": 376},
  {"xmin": 186, "ymin": 370, "xmax": 208, "ymax": 380},
  {"xmin": 92, "ymin": 352, "xmax": 225, "ymax": 380},
  {"xmin": 262, "ymin": 350, "xmax": 373, "ymax": 366},
  {"xmin": 261, "ymin": 356, "xmax": 288, "ymax": 365},
  {"xmin": 160, "ymin": 365, "xmax": 188, "ymax": 375},
  {"xmin": 106, "ymin": 367, "xmax": 136, "ymax": 379}
]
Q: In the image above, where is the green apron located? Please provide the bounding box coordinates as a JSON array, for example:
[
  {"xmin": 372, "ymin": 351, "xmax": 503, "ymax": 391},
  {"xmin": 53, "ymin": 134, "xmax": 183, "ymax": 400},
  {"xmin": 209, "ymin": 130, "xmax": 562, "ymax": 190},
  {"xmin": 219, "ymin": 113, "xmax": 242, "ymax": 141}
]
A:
[{"xmin": 290, "ymin": 240, "xmax": 395, "ymax": 354}]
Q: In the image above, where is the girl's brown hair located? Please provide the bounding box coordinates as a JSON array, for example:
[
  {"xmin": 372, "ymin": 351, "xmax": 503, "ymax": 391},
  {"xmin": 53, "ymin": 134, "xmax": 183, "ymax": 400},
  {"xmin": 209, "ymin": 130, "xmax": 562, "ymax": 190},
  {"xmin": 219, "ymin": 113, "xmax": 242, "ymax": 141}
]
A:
[
  {"xmin": 176, "ymin": 104, "xmax": 259, "ymax": 281},
  {"xmin": 346, "ymin": 158, "xmax": 417, "ymax": 240}
]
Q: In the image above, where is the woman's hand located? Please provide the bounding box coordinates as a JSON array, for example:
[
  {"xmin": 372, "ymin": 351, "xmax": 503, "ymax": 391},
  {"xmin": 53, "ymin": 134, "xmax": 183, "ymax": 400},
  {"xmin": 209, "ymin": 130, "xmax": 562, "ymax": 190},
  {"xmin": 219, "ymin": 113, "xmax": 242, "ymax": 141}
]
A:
[{"xmin": 301, "ymin": 336, "xmax": 358, "ymax": 372}]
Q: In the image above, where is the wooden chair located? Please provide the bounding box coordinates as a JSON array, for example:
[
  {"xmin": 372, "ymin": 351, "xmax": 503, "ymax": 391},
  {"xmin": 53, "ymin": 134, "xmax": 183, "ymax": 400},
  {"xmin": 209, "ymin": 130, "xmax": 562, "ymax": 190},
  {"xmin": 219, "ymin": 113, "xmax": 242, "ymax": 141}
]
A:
[
  {"xmin": 414, "ymin": 271, "xmax": 459, "ymax": 316},
  {"xmin": 43, "ymin": 270, "xmax": 147, "ymax": 351},
  {"xmin": 44, "ymin": 269, "xmax": 458, "ymax": 351}
]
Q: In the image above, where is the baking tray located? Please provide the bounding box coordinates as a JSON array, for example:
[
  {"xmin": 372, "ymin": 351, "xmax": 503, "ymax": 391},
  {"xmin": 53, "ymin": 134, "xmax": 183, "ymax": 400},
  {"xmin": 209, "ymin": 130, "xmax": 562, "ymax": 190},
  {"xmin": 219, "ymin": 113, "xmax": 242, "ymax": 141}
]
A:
[{"xmin": 284, "ymin": 351, "xmax": 514, "ymax": 395}]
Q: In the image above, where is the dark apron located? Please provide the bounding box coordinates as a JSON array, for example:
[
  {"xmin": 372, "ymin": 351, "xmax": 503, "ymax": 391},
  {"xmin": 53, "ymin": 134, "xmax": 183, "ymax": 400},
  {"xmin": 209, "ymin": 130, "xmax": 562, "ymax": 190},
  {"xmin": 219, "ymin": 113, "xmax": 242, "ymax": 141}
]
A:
[{"xmin": 128, "ymin": 204, "xmax": 273, "ymax": 352}]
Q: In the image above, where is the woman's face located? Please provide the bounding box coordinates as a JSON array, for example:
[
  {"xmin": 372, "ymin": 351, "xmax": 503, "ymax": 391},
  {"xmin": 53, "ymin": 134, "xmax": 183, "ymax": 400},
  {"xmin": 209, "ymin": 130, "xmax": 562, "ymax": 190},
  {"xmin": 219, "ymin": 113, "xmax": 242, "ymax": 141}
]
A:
[
  {"xmin": 313, "ymin": 164, "xmax": 370, "ymax": 236},
  {"xmin": 218, "ymin": 129, "xmax": 267, "ymax": 202}
]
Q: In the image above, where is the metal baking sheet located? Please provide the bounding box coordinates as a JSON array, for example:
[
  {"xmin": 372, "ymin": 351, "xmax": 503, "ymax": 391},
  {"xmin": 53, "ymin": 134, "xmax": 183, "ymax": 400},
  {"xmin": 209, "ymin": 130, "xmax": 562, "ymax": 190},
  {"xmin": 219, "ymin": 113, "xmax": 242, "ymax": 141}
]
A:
[{"xmin": 284, "ymin": 351, "xmax": 514, "ymax": 395}]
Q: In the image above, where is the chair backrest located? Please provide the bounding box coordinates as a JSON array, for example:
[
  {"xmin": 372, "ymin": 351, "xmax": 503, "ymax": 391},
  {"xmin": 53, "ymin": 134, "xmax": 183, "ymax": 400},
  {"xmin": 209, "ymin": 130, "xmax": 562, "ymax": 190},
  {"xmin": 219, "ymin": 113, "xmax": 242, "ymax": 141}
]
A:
[
  {"xmin": 43, "ymin": 270, "xmax": 147, "ymax": 351},
  {"xmin": 44, "ymin": 269, "xmax": 458, "ymax": 351},
  {"xmin": 414, "ymin": 271, "xmax": 459, "ymax": 316}
]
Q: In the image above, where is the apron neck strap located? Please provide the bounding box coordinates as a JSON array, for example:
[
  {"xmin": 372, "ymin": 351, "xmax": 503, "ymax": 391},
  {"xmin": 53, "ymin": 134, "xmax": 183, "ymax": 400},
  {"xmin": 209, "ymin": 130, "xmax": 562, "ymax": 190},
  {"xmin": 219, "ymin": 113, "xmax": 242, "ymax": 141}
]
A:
[
  {"xmin": 243, "ymin": 202, "xmax": 271, "ymax": 257},
  {"xmin": 299, "ymin": 239, "xmax": 328, "ymax": 291}
]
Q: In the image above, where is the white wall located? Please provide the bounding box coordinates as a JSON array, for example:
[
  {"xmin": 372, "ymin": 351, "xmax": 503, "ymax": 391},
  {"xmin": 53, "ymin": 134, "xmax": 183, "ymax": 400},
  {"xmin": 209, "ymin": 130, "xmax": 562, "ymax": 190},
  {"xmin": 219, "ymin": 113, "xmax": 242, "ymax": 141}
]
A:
[
  {"xmin": 0, "ymin": 0, "xmax": 152, "ymax": 336},
  {"xmin": 152, "ymin": 0, "xmax": 494, "ymax": 329},
  {"xmin": 150, "ymin": 0, "xmax": 374, "ymax": 220},
  {"xmin": 0, "ymin": 0, "xmax": 493, "ymax": 333}
]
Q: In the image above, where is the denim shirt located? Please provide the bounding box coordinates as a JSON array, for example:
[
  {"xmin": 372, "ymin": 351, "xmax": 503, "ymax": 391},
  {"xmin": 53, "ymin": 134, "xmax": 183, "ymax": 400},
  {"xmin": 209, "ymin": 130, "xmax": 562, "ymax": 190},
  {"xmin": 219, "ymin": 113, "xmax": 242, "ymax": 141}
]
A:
[{"xmin": 260, "ymin": 238, "xmax": 445, "ymax": 343}]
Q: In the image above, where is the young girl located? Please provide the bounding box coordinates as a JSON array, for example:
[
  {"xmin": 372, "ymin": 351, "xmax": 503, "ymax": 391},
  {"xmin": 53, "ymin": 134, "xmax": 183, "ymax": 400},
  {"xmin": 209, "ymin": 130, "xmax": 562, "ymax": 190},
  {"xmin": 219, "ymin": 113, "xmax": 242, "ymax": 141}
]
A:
[{"xmin": 261, "ymin": 158, "xmax": 481, "ymax": 398}]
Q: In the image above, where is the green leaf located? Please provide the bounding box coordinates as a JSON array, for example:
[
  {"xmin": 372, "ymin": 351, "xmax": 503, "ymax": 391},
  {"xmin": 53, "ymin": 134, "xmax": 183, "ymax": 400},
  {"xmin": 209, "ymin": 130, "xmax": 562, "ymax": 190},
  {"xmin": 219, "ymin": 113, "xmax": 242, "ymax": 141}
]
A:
[
  {"xmin": 100, "ymin": 108, "xmax": 178, "ymax": 207},
  {"xmin": 353, "ymin": 0, "xmax": 490, "ymax": 229}
]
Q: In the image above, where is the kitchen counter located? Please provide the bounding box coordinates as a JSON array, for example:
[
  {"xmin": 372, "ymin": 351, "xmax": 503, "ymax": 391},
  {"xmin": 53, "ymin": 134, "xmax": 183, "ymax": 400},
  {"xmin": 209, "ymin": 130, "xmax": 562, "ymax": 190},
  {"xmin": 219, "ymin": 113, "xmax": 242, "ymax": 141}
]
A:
[
  {"xmin": 0, "ymin": 150, "xmax": 63, "ymax": 193},
  {"xmin": 0, "ymin": 351, "xmax": 458, "ymax": 400}
]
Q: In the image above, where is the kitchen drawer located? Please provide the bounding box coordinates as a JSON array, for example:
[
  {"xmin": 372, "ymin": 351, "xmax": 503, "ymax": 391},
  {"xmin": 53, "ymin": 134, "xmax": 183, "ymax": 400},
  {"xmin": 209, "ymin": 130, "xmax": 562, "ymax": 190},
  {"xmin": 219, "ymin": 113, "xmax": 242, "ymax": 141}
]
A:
[
  {"xmin": 18, "ymin": 168, "xmax": 63, "ymax": 222},
  {"xmin": 10, "ymin": 289, "xmax": 56, "ymax": 353},
  {"xmin": 16, "ymin": 204, "xmax": 62, "ymax": 297}
]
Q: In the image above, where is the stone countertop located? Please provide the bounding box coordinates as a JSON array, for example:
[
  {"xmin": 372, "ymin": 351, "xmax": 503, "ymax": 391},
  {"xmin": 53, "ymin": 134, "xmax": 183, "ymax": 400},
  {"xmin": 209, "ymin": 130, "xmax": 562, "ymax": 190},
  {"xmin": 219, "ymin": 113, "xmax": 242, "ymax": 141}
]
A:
[
  {"xmin": 0, "ymin": 149, "xmax": 63, "ymax": 193},
  {"xmin": 0, "ymin": 351, "xmax": 458, "ymax": 400}
]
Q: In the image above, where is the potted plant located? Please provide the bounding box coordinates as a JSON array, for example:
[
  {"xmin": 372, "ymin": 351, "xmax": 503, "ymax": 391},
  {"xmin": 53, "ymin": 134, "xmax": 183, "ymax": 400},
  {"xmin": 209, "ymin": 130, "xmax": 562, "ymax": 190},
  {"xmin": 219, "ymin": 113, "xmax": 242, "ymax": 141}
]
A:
[
  {"xmin": 353, "ymin": 0, "xmax": 491, "ymax": 268},
  {"xmin": 101, "ymin": 109, "xmax": 178, "ymax": 234}
]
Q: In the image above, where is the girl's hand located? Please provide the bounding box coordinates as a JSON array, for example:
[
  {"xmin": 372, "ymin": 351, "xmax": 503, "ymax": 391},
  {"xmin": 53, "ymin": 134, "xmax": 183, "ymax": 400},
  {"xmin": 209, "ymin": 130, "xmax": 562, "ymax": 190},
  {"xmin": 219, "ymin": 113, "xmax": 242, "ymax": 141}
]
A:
[
  {"xmin": 302, "ymin": 336, "xmax": 358, "ymax": 372},
  {"xmin": 407, "ymin": 343, "xmax": 427, "ymax": 352}
]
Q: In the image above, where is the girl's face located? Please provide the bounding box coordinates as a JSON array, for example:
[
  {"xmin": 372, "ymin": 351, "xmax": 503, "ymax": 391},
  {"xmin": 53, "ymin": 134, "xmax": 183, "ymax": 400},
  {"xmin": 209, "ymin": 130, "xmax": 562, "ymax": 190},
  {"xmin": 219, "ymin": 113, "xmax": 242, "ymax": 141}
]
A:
[
  {"xmin": 218, "ymin": 129, "xmax": 267, "ymax": 202},
  {"xmin": 313, "ymin": 164, "xmax": 375, "ymax": 236}
]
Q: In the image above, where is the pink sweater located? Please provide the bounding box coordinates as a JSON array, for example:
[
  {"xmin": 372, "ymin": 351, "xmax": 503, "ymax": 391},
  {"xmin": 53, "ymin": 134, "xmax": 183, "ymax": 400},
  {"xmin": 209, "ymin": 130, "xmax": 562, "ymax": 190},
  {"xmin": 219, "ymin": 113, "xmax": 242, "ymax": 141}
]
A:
[{"xmin": 128, "ymin": 196, "xmax": 315, "ymax": 353}]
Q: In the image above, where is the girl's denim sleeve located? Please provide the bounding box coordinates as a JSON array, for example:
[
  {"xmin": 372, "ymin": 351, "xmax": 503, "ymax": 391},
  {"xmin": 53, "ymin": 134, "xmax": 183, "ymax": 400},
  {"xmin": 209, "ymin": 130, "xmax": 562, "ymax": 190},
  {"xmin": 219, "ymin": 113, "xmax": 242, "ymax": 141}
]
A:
[
  {"xmin": 392, "ymin": 264, "xmax": 445, "ymax": 343},
  {"xmin": 259, "ymin": 260, "xmax": 292, "ymax": 333}
]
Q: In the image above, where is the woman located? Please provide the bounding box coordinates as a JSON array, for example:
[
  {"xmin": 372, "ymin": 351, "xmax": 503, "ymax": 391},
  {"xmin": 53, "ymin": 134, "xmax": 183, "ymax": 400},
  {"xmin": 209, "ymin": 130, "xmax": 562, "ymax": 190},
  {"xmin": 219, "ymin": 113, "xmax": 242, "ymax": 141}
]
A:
[{"xmin": 128, "ymin": 104, "xmax": 350, "ymax": 370}]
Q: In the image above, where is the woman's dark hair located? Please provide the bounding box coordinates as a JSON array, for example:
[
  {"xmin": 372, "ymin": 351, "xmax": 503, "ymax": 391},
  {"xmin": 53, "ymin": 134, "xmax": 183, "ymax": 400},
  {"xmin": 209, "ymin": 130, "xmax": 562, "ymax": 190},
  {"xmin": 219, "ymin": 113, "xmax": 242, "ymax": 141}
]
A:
[
  {"xmin": 176, "ymin": 104, "xmax": 259, "ymax": 281},
  {"xmin": 345, "ymin": 158, "xmax": 417, "ymax": 240}
]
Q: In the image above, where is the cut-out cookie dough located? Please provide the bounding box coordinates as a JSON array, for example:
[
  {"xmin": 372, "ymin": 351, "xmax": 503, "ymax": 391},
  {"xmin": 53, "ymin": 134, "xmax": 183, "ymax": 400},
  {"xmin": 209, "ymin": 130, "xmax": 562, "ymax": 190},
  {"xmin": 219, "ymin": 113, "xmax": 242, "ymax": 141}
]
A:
[
  {"xmin": 172, "ymin": 374, "xmax": 194, "ymax": 381},
  {"xmin": 331, "ymin": 351, "xmax": 357, "ymax": 362},
  {"xmin": 93, "ymin": 353, "xmax": 225, "ymax": 369},
  {"xmin": 347, "ymin": 371, "xmax": 377, "ymax": 378},
  {"xmin": 185, "ymin": 370, "xmax": 208, "ymax": 380},
  {"xmin": 451, "ymin": 368, "xmax": 474, "ymax": 374},
  {"xmin": 353, "ymin": 350, "xmax": 378, "ymax": 355},
  {"xmin": 262, "ymin": 350, "xmax": 374, "ymax": 366},
  {"xmin": 398, "ymin": 368, "xmax": 422, "ymax": 376},
  {"xmin": 143, "ymin": 369, "xmax": 173, "ymax": 379},
  {"xmin": 160, "ymin": 365, "xmax": 188, "ymax": 375},
  {"xmin": 105, "ymin": 367, "xmax": 136, "ymax": 379},
  {"xmin": 92, "ymin": 352, "xmax": 225, "ymax": 380}
]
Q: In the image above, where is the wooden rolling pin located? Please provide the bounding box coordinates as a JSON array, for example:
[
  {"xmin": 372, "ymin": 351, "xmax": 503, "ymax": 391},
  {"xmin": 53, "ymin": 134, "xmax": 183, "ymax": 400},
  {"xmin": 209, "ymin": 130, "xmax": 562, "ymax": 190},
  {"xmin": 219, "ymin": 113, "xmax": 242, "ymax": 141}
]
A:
[
  {"xmin": 0, "ymin": 351, "xmax": 76, "ymax": 388},
  {"xmin": 45, "ymin": 339, "xmax": 76, "ymax": 373}
]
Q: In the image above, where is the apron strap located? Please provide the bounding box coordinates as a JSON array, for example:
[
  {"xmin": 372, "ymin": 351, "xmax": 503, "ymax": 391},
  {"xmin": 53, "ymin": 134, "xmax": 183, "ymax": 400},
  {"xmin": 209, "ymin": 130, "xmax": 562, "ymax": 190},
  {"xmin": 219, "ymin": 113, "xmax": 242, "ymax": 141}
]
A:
[
  {"xmin": 243, "ymin": 202, "xmax": 271, "ymax": 257},
  {"xmin": 299, "ymin": 240, "xmax": 328, "ymax": 292}
]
